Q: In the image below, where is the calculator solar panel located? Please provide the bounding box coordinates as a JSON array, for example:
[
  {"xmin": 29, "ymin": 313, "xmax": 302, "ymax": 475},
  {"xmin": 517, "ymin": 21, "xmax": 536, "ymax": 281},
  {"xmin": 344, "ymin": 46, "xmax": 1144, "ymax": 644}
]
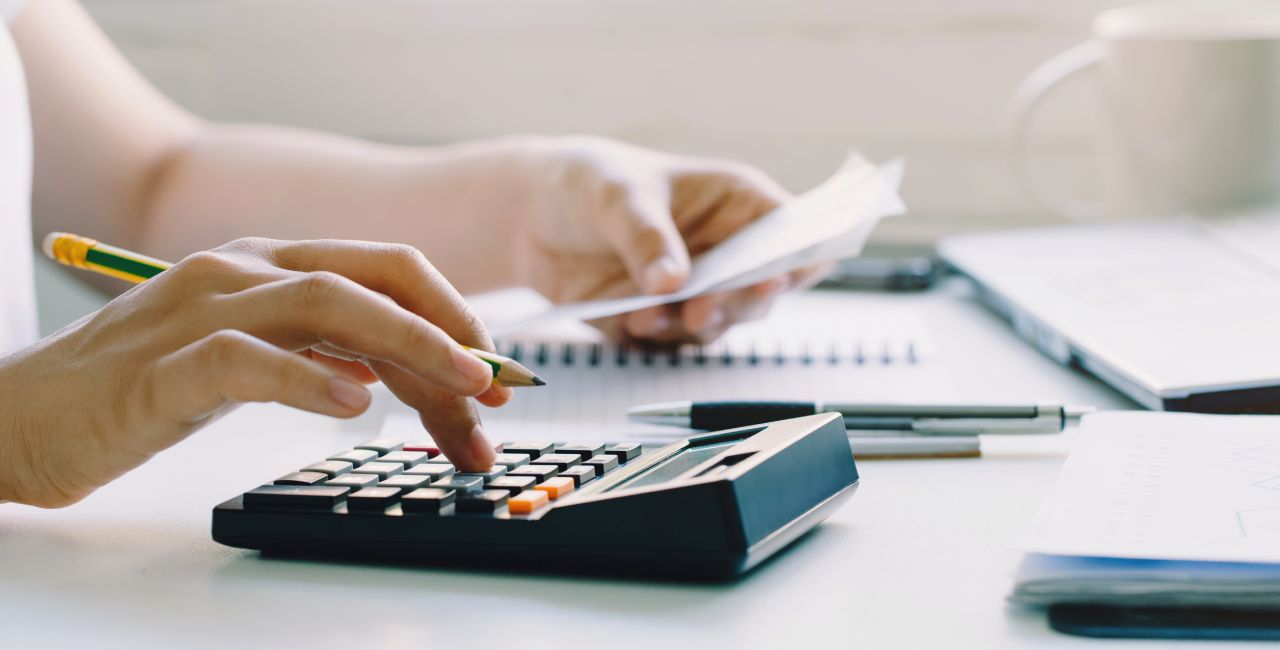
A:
[{"xmin": 212, "ymin": 413, "xmax": 858, "ymax": 580}]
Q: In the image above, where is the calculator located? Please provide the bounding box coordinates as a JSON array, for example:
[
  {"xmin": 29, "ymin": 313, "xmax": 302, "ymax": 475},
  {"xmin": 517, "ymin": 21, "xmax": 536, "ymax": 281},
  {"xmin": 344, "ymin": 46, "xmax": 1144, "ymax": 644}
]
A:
[{"xmin": 212, "ymin": 413, "xmax": 858, "ymax": 580}]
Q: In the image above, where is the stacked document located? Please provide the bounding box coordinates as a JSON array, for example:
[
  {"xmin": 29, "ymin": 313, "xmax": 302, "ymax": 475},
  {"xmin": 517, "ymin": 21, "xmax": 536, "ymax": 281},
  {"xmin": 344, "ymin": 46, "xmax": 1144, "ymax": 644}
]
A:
[{"xmin": 1011, "ymin": 412, "xmax": 1280, "ymax": 608}]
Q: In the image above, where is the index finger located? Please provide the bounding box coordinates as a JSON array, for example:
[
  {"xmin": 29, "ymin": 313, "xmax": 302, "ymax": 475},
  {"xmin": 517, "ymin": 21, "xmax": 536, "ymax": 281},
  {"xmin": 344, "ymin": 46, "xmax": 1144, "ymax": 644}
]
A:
[{"xmin": 265, "ymin": 239, "xmax": 513, "ymax": 405}]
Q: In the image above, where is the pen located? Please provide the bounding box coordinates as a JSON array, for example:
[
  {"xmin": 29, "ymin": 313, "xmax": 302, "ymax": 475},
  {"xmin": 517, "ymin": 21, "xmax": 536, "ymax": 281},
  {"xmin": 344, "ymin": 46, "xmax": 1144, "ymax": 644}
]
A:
[
  {"xmin": 626, "ymin": 400, "xmax": 1093, "ymax": 435},
  {"xmin": 42, "ymin": 231, "xmax": 545, "ymax": 388}
]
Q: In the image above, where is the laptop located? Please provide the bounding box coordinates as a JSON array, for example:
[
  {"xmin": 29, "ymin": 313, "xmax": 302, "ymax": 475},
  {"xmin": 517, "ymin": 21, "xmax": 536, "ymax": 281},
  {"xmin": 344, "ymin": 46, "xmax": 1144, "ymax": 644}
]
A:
[{"xmin": 938, "ymin": 212, "xmax": 1280, "ymax": 412}]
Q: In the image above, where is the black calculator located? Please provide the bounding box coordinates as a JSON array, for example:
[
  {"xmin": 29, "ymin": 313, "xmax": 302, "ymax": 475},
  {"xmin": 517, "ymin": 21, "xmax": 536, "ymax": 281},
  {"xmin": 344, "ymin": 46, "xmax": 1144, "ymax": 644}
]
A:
[{"xmin": 212, "ymin": 413, "xmax": 858, "ymax": 580}]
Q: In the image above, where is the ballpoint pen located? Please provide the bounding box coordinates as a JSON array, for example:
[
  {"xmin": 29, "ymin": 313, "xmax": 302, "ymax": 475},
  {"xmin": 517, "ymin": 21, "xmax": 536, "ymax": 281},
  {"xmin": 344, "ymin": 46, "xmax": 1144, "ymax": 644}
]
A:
[{"xmin": 626, "ymin": 400, "xmax": 1094, "ymax": 435}]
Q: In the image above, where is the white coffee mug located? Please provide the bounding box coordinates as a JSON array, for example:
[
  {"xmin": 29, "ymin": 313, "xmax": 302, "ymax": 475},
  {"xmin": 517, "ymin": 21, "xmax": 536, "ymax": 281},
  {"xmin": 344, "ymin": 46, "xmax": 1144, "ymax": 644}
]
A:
[{"xmin": 1008, "ymin": 2, "xmax": 1280, "ymax": 220}]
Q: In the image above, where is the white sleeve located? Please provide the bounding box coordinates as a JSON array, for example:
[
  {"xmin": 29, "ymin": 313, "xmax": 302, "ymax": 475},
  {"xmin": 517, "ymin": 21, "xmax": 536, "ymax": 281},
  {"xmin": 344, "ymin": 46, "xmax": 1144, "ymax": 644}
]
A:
[{"xmin": 0, "ymin": 0, "xmax": 27, "ymax": 24}]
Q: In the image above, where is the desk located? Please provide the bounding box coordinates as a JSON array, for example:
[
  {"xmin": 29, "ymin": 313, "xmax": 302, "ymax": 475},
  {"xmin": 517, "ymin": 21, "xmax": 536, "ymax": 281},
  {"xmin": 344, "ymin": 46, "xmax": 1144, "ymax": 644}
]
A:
[{"xmin": 3, "ymin": 281, "xmax": 1242, "ymax": 648}]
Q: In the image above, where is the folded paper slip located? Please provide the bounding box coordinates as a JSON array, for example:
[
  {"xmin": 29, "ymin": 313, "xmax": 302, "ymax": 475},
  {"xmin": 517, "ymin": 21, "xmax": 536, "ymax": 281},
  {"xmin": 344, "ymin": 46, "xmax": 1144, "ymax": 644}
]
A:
[{"xmin": 490, "ymin": 154, "xmax": 905, "ymax": 336}]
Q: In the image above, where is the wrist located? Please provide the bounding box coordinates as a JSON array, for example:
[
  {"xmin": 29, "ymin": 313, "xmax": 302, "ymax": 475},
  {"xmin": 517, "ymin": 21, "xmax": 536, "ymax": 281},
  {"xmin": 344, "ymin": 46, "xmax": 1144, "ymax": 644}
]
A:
[
  {"xmin": 0, "ymin": 353, "xmax": 42, "ymax": 505},
  {"xmin": 395, "ymin": 135, "xmax": 560, "ymax": 293},
  {"xmin": 0, "ymin": 349, "xmax": 87, "ymax": 508}
]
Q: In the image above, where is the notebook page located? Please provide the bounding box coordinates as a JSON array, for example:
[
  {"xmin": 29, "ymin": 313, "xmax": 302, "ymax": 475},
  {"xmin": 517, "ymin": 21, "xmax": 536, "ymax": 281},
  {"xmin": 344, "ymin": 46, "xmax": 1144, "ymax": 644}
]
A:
[{"xmin": 385, "ymin": 291, "xmax": 956, "ymax": 443}]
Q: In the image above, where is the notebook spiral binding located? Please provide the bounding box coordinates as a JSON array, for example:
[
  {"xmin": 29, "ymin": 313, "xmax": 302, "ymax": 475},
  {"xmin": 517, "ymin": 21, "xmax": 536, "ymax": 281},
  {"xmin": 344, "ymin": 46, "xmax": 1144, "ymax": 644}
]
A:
[{"xmin": 493, "ymin": 338, "xmax": 919, "ymax": 369}]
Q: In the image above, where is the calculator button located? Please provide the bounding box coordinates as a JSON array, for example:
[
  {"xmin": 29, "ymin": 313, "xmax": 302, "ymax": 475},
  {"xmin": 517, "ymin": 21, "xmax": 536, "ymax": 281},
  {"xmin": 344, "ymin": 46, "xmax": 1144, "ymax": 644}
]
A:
[
  {"xmin": 274, "ymin": 471, "xmax": 329, "ymax": 486},
  {"xmin": 487, "ymin": 475, "xmax": 536, "ymax": 495},
  {"xmin": 583, "ymin": 454, "xmax": 620, "ymax": 477},
  {"xmin": 401, "ymin": 487, "xmax": 456, "ymax": 513},
  {"xmin": 379, "ymin": 451, "xmax": 430, "ymax": 468},
  {"xmin": 492, "ymin": 453, "xmax": 531, "ymax": 468},
  {"xmin": 555, "ymin": 443, "xmax": 605, "ymax": 459},
  {"xmin": 502, "ymin": 442, "xmax": 554, "ymax": 459},
  {"xmin": 378, "ymin": 474, "xmax": 433, "ymax": 492},
  {"xmin": 404, "ymin": 464, "xmax": 455, "ymax": 480},
  {"xmin": 354, "ymin": 438, "xmax": 405, "ymax": 455},
  {"xmin": 432, "ymin": 476, "xmax": 484, "ymax": 493},
  {"xmin": 508, "ymin": 464, "xmax": 559, "ymax": 481},
  {"xmin": 535, "ymin": 453, "xmax": 581, "ymax": 471},
  {"xmin": 302, "ymin": 460, "xmax": 354, "ymax": 477},
  {"xmin": 605, "ymin": 443, "xmax": 642, "ymax": 462},
  {"xmin": 325, "ymin": 474, "xmax": 379, "ymax": 490},
  {"xmin": 454, "ymin": 466, "xmax": 507, "ymax": 483},
  {"xmin": 244, "ymin": 485, "xmax": 349, "ymax": 509},
  {"xmin": 532, "ymin": 477, "xmax": 575, "ymax": 500},
  {"xmin": 346, "ymin": 487, "xmax": 401, "ymax": 512},
  {"xmin": 328, "ymin": 449, "xmax": 380, "ymax": 467},
  {"xmin": 349, "ymin": 461, "xmax": 404, "ymax": 480},
  {"xmin": 456, "ymin": 489, "xmax": 509, "ymax": 513},
  {"xmin": 507, "ymin": 490, "xmax": 549, "ymax": 514},
  {"xmin": 560, "ymin": 466, "xmax": 596, "ymax": 487},
  {"xmin": 403, "ymin": 441, "xmax": 441, "ymax": 457}
]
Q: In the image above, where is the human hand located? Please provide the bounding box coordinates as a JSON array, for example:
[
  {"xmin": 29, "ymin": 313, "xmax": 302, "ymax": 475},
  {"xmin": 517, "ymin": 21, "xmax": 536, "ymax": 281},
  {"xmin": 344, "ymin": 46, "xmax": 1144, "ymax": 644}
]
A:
[
  {"xmin": 0, "ymin": 238, "xmax": 508, "ymax": 508},
  {"xmin": 515, "ymin": 136, "xmax": 833, "ymax": 344}
]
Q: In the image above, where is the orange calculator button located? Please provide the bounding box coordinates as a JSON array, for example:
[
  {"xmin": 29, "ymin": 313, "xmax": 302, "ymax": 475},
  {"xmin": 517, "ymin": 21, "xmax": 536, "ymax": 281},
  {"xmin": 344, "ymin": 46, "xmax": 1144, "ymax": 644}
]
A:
[
  {"xmin": 507, "ymin": 490, "xmax": 549, "ymax": 514},
  {"xmin": 532, "ymin": 477, "xmax": 575, "ymax": 500}
]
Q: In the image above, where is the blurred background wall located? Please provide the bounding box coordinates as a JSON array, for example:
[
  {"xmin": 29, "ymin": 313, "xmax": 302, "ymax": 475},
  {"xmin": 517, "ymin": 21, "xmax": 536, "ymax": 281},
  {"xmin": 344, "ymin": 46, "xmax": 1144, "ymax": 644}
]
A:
[{"xmin": 40, "ymin": 0, "xmax": 1146, "ymax": 332}]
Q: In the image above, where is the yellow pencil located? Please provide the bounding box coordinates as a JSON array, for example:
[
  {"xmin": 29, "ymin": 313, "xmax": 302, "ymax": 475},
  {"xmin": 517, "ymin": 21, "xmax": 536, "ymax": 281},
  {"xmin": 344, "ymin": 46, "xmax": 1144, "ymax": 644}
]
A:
[{"xmin": 41, "ymin": 231, "xmax": 545, "ymax": 388}]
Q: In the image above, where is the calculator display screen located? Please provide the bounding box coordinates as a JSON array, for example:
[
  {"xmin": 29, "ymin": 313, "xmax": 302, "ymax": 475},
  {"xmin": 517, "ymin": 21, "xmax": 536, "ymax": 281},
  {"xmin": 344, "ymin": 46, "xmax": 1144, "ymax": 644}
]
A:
[{"xmin": 606, "ymin": 438, "xmax": 744, "ymax": 492}]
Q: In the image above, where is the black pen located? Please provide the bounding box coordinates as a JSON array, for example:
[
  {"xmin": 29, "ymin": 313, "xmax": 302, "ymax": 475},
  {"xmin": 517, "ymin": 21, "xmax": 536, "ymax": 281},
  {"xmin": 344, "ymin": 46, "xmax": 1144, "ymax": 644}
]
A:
[{"xmin": 626, "ymin": 400, "xmax": 1093, "ymax": 435}]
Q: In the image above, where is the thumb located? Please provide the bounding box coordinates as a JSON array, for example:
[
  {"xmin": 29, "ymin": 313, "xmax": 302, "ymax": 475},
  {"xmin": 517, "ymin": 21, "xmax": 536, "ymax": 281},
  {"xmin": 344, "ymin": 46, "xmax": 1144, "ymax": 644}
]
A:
[{"xmin": 604, "ymin": 186, "xmax": 691, "ymax": 294}]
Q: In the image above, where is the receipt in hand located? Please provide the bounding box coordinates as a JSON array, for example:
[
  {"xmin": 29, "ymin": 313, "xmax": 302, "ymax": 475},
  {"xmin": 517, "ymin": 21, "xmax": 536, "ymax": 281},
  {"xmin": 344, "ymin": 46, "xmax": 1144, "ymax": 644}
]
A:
[{"xmin": 491, "ymin": 153, "xmax": 905, "ymax": 336}]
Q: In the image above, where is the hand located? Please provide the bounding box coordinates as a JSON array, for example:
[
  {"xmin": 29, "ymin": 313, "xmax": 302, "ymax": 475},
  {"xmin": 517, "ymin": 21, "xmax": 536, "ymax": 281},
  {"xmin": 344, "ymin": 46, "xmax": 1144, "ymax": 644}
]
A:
[
  {"xmin": 0, "ymin": 238, "xmax": 509, "ymax": 508},
  {"xmin": 516, "ymin": 136, "xmax": 833, "ymax": 344}
]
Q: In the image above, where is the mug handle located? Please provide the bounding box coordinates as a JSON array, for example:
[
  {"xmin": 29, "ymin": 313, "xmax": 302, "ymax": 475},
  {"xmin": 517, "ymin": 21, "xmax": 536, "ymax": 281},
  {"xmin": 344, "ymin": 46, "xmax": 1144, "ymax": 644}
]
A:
[{"xmin": 1006, "ymin": 41, "xmax": 1104, "ymax": 221}]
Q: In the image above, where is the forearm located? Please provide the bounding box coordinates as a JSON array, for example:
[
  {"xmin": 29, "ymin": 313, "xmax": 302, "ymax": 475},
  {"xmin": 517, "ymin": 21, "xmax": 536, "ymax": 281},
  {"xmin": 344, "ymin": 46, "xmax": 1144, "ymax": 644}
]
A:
[
  {"xmin": 16, "ymin": 0, "xmax": 542, "ymax": 296},
  {"xmin": 138, "ymin": 127, "xmax": 548, "ymax": 294}
]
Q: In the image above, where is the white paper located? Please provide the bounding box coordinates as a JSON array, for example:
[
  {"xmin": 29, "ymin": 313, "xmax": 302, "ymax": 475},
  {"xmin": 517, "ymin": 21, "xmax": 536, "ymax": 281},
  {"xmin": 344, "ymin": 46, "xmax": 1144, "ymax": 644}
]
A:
[
  {"xmin": 1018, "ymin": 412, "xmax": 1280, "ymax": 565},
  {"xmin": 490, "ymin": 154, "xmax": 905, "ymax": 337}
]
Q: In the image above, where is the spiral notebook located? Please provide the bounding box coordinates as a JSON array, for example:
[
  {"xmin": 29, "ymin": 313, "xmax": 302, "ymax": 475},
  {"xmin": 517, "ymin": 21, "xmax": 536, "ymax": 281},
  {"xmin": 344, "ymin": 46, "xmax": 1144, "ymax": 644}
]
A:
[{"xmin": 383, "ymin": 292, "xmax": 976, "ymax": 458}]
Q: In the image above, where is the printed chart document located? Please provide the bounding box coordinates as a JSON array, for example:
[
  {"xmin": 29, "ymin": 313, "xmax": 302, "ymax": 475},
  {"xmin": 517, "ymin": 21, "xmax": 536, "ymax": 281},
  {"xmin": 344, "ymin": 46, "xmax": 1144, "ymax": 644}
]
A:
[
  {"xmin": 1019, "ymin": 412, "xmax": 1280, "ymax": 564},
  {"xmin": 1011, "ymin": 412, "xmax": 1280, "ymax": 607},
  {"xmin": 490, "ymin": 154, "xmax": 904, "ymax": 337}
]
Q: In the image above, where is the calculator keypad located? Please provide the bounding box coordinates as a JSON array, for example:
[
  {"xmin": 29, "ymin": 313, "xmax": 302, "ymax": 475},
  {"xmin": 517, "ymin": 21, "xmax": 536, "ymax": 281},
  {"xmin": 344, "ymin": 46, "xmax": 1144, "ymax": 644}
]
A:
[{"xmin": 244, "ymin": 439, "xmax": 640, "ymax": 517}]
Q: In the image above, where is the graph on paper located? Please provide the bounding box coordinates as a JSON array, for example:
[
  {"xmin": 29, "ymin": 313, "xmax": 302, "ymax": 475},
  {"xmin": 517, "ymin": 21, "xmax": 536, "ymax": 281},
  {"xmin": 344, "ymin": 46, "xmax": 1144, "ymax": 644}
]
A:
[{"xmin": 1019, "ymin": 412, "xmax": 1280, "ymax": 564}]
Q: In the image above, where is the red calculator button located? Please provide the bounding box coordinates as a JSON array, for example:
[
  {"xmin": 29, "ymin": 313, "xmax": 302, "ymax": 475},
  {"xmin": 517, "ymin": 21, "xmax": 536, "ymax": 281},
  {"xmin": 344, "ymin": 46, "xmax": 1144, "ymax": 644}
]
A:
[{"xmin": 403, "ymin": 442, "xmax": 441, "ymax": 457}]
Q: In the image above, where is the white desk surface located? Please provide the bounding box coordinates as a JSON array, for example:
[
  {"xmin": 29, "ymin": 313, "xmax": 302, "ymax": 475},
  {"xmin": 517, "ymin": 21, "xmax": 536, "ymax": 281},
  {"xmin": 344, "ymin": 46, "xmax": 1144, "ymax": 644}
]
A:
[{"xmin": 1, "ymin": 281, "xmax": 1251, "ymax": 648}]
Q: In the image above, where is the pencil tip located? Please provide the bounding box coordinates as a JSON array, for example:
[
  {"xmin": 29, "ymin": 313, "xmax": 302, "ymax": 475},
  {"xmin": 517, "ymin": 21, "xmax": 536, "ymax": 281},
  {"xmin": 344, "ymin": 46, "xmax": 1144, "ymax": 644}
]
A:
[{"xmin": 532, "ymin": 376, "xmax": 546, "ymax": 386}]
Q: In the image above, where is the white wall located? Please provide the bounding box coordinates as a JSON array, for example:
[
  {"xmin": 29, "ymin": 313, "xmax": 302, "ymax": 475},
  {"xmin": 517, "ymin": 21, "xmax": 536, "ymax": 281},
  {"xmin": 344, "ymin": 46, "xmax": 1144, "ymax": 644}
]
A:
[
  {"xmin": 77, "ymin": 0, "xmax": 1146, "ymax": 240},
  {"xmin": 40, "ymin": 0, "xmax": 1162, "ymax": 332}
]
